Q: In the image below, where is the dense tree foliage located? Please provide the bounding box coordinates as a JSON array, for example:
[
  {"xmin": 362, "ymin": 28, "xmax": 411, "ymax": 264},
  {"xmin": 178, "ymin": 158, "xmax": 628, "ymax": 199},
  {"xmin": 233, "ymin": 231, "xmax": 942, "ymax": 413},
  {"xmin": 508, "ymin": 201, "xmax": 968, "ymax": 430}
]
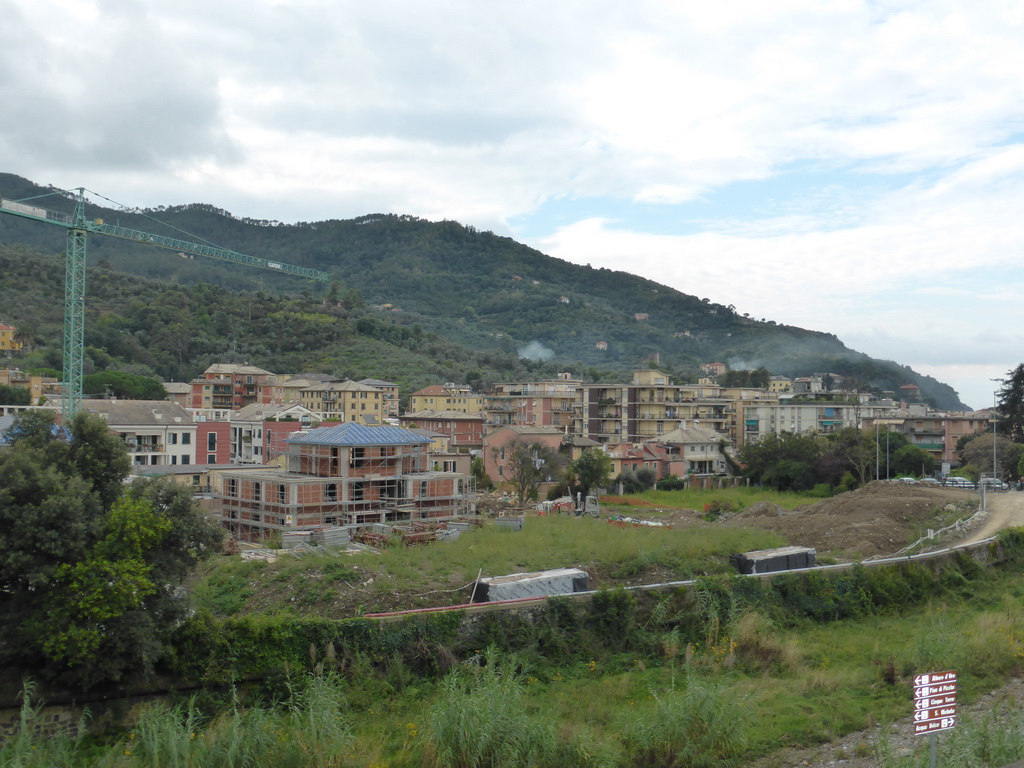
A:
[
  {"xmin": 958, "ymin": 432, "xmax": 1022, "ymax": 481},
  {"xmin": 0, "ymin": 411, "xmax": 222, "ymax": 688},
  {"xmin": 738, "ymin": 426, "xmax": 939, "ymax": 491},
  {"xmin": 569, "ymin": 449, "xmax": 613, "ymax": 498},
  {"xmin": 997, "ymin": 364, "xmax": 1024, "ymax": 443},
  {"xmin": 0, "ymin": 172, "xmax": 968, "ymax": 409},
  {"xmin": 82, "ymin": 370, "xmax": 166, "ymax": 400},
  {"xmin": 0, "ymin": 383, "xmax": 30, "ymax": 404}
]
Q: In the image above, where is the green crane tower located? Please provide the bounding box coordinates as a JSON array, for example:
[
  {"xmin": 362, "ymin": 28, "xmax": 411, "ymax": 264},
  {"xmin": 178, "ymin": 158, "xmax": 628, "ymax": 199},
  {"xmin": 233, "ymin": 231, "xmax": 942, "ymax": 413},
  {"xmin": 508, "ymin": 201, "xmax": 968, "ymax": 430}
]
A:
[{"xmin": 0, "ymin": 187, "xmax": 328, "ymax": 423}]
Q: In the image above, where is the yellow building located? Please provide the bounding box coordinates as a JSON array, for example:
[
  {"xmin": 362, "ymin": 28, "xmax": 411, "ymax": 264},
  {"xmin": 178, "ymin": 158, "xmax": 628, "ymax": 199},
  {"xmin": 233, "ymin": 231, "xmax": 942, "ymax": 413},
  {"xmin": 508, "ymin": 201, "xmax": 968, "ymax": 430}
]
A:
[
  {"xmin": 407, "ymin": 384, "xmax": 484, "ymax": 414},
  {"xmin": 299, "ymin": 379, "xmax": 385, "ymax": 423},
  {"xmin": 0, "ymin": 324, "xmax": 24, "ymax": 352}
]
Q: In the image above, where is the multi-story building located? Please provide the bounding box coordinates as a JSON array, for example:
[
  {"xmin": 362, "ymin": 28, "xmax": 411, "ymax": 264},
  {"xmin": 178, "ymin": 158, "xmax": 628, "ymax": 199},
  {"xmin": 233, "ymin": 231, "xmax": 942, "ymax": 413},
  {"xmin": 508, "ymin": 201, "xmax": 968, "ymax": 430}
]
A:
[
  {"xmin": 398, "ymin": 410, "xmax": 484, "ymax": 453},
  {"xmin": 647, "ymin": 424, "xmax": 730, "ymax": 475},
  {"xmin": 482, "ymin": 425, "xmax": 565, "ymax": 486},
  {"xmin": 215, "ymin": 422, "xmax": 470, "ymax": 540},
  {"xmin": 743, "ymin": 396, "xmax": 895, "ymax": 445},
  {"xmin": 189, "ymin": 364, "xmax": 282, "ymax": 410},
  {"xmin": 571, "ymin": 369, "xmax": 730, "ymax": 445},
  {"xmin": 359, "ymin": 378, "xmax": 400, "ymax": 419},
  {"xmin": 0, "ymin": 324, "xmax": 24, "ymax": 352},
  {"xmin": 280, "ymin": 373, "xmax": 335, "ymax": 404},
  {"xmin": 407, "ymin": 384, "xmax": 484, "ymax": 414},
  {"xmin": 299, "ymin": 380, "xmax": 386, "ymax": 423},
  {"xmin": 862, "ymin": 405, "xmax": 992, "ymax": 467},
  {"xmin": 483, "ymin": 374, "xmax": 581, "ymax": 432},
  {"xmin": 196, "ymin": 421, "xmax": 232, "ymax": 465},
  {"xmin": 229, "ymin": 402, "xmax": 321, "ymax": 464},
  {"xmin": 0, "ymin": 369, "xmax": 54, "ymax": 406},
  {"xmin": 80, "ymin": 399, "xmax": 197, "ymax": 467}
]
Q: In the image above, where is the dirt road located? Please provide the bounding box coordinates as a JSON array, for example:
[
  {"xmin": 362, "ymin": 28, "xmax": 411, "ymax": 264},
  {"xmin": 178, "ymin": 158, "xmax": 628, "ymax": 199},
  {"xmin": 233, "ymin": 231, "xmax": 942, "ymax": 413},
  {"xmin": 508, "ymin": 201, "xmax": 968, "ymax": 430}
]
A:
[{"xmin": 957, "ymin": 489, "xmax": 1024, "ymax": 543}]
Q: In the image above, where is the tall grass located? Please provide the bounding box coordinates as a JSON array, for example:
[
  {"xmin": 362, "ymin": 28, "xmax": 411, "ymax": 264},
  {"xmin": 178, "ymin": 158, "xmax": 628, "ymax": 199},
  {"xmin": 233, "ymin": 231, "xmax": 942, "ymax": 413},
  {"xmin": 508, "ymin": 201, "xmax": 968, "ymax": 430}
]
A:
[
  {"xmin": 878, "ymin": 704, "xmax": 1024, "ymax": 767},
  {"xmin": 426, "ymin": 649, "xmax": 615, "ymax": 768},
  {"xmin": 0, "ymin": 680, "xmax": 84, "ymax": 768},
  {"xmin": 620, "ymin": 673, "xmax": 749, "ymax": 768}
]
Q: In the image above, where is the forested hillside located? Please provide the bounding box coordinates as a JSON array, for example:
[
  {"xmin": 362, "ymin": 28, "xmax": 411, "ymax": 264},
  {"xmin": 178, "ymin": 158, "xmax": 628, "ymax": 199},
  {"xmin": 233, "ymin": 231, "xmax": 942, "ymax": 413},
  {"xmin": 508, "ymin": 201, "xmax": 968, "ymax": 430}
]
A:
[{"xmin": 0, "ymin": 173, "xmax": 966, "ymax": 408}]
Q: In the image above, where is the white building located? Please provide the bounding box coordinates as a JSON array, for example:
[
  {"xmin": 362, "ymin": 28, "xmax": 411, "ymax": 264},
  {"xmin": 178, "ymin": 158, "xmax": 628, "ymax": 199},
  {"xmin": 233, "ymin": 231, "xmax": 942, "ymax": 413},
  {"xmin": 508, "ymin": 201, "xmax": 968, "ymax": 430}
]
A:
[{"xmin": 80, "ymin": 399, "xmax": 197, "ymax": 467}]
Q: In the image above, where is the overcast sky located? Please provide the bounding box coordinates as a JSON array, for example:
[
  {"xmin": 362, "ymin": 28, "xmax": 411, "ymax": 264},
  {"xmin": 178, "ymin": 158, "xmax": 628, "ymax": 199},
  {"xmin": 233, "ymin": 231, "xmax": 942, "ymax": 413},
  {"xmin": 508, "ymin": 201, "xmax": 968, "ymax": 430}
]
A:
[{"xmin": 4, "ymin": 0, "xmax": 1023, "ymax": 410}]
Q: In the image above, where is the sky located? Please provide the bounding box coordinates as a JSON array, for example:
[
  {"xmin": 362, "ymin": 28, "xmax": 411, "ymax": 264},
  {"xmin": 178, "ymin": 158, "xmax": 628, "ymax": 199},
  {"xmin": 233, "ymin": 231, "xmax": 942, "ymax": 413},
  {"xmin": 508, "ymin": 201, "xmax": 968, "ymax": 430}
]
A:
[{"xmin": 3, "ymin": 0, "xmax": 1023, "ymax": 411}]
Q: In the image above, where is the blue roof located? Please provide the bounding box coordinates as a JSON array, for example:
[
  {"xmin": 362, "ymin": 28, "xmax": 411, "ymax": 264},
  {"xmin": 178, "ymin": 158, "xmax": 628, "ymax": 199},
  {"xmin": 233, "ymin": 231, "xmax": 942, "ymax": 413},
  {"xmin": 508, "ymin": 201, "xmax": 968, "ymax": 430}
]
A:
[{"xmin": 286, "ymin": 422, "xmax": 431, "ymax": 447}]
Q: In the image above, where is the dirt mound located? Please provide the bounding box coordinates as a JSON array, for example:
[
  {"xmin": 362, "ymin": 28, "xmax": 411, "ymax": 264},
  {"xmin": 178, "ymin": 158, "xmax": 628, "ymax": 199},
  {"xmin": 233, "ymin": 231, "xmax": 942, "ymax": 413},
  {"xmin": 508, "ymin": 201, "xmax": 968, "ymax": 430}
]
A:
[{"xmin": 724, "ymin": 481, "xmax": 977, "ymax": 560}]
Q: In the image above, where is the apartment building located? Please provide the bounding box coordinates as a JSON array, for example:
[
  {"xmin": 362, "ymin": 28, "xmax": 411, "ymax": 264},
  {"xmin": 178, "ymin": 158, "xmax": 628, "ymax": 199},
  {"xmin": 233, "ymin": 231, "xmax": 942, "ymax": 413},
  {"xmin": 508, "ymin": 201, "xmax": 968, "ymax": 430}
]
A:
[
  {"xmin": 862, "ymin": 405, "xmax": 992, "ymax": 466},
  {"xmin": 359, "ymin": 378, "xmax": 400, "ymax": 418},
  {"xmin": 398, "ymin": 410, "xmax": 484, "ymax": 453},
  {"xmin": 743, "ymin": 396, "xmax": 895, "ymax": 445},
  {"xmin": 571, "ymin": 369, "xmax": 730, "ymax": 444},
  {"xmin": 407, "ymin": 384, "xmax": 484, "ymax": 414},
  {"xmin": 189, "ymin": 364, "xmax": 282, "ymax": 410},
  {"xmin": 299, "ymin": 380, "xmax": 385, "ymax": 423},
  {"xmin": 483, "ymin": 374, "xmax": 581, "ymax": 432},
  {"xmin": 80, "ymin": 399, "xmax": 197, "ymax": 467},
  {"xmin": 228, "ymin": 402, "xmax": 321, "ymax": 464}
]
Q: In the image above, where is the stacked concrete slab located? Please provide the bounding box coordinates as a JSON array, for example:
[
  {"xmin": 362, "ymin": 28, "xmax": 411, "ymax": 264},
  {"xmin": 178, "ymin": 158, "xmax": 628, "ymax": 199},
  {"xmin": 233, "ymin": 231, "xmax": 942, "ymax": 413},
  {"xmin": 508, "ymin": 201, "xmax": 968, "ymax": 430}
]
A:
[{"xmin": 472, "ymin": 567, "xmax": 589, "ymax": 602}]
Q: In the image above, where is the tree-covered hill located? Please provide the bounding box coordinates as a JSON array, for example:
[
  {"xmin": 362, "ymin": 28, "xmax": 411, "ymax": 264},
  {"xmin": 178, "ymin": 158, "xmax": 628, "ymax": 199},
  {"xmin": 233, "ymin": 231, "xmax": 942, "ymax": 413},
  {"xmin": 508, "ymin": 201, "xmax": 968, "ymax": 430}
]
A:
[{"xmin": 0, "ymin": 173, "xmax": 967, "ymax": 408}]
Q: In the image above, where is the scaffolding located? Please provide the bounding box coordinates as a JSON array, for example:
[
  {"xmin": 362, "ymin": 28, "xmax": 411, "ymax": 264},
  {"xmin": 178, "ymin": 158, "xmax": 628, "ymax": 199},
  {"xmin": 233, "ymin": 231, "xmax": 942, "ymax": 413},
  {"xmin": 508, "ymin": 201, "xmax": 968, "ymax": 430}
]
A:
[{"xmin": 214, "ymin": 438, "xmax": 476, "ymax": 542}]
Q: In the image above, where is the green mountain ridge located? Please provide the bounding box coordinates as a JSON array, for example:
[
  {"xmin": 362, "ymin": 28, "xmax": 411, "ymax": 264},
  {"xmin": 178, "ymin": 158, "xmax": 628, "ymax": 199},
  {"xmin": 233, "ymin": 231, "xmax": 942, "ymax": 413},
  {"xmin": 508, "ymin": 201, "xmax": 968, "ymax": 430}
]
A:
[{"xmin": 0, "ymin": 173, "xmax": 967, "ymax": 410}]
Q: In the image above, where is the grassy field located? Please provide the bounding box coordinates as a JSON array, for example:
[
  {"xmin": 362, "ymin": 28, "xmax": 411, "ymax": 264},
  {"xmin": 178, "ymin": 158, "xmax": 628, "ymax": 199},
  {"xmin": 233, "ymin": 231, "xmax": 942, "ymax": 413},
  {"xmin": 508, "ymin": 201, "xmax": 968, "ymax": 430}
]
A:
[
  {"xmin": 192, "ymin": 513, "xmax": 788, "ymax": 618},
  {"xmin": 603, "ymin": 486, "xmax": 816, "ymax": 513},
  {"xmin": 10, "ymin": 563, "xmax": 1024, "ymax": 767}
]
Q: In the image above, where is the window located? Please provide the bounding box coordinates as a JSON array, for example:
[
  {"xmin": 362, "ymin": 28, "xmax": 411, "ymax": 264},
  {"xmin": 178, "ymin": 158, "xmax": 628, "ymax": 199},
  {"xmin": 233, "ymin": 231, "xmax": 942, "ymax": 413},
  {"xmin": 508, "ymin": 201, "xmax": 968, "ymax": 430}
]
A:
[
  {"xmin": 182, "ymin": 433, "xmax": 191, "ymax": 445},
  {"xmin": 227, "ymin": 478, "xmax": 237, "ymax": 497},
  {"xmin": 182, "ymin": 455, "xmax": 190, "ymax": 465},
  {"xmin": 207, "ymin": 454, "xmax": 216, "ymax": 464},
  {"xmin": 253, "ymin": 482, "xmax": 262, "ymax": 501},
  {"xmin": 208, "ymin": 432, "xmax": 217, "ymax": 451},
  {"xmin": 170, "ymin": 433, "xmax": 178, "ymax": 445},
  {"xmin": 443, "ymin": 460, "xmax": 456, "ymax": 472},
  {"xmin": 278, "ymin": 484, "xmax": 286, "ymax": 503},
  {"xmin": 352, "ymin": 483, "xmax": 364, "ymax": 500},
  {"xmin": 171, "ymin": 455, "xmax": 177, "ymax": 465},
  {"xmin": 325, "ymin": 483, "xmax": 337, "ymax": 501},
  {"xmin": 420, "ymin": 480, "xmax": 428, "ymax": 497}
]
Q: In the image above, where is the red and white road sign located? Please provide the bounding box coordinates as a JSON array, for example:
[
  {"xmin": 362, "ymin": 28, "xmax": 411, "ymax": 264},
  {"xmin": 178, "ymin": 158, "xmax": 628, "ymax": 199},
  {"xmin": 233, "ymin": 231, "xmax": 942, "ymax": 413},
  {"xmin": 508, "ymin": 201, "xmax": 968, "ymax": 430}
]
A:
[{"xmin": 913, "ymin": 670, "xmax": 957, "ymax": 736}]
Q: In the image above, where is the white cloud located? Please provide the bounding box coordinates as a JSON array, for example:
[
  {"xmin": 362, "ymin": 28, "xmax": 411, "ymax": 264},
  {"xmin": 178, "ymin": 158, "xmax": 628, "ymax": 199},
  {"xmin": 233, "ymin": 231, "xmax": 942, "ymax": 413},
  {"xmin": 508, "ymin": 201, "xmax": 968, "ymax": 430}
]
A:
[{"xmin": 4, "ymin": 0, "xmax": 1024, "ymax": 409}]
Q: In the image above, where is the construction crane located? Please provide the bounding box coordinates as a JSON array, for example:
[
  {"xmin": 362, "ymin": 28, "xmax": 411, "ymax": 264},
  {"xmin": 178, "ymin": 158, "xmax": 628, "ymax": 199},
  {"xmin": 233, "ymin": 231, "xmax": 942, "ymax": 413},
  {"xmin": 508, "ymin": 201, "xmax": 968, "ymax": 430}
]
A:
[{"xmin": 0, "ymin": 187, "xmax": 328, "ymax": 423}]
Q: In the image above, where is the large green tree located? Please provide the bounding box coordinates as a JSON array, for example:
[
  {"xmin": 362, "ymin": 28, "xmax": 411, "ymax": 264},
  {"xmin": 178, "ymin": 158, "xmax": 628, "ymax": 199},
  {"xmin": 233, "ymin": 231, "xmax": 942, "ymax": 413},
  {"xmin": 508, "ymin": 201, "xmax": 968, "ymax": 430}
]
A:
[
  {"xmin": 568, "ymin": 449, "xmax": 613, "ymax": 499},
  {"xmin": 0, "ymin": 411, "xmax": 222, "ymax": 688},
  {"xmin": 497, "ymin": 438, "xmax": 563, "ymax": 504},
  {"xmin": 997, "ymin": 364, "xmax": 1024, "ymax": 443}
]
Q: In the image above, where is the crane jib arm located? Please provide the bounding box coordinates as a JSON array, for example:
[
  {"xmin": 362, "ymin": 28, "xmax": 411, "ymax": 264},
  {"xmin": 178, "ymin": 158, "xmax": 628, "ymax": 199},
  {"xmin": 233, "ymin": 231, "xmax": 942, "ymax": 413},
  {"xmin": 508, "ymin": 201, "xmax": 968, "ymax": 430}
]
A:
[
  {"xmin": 90, "ymin": 222, "xmax": 328, "ymax": 281},
  {"xmin": 0, "ymin": 196, "xmax": 328, "ymax": 282}
]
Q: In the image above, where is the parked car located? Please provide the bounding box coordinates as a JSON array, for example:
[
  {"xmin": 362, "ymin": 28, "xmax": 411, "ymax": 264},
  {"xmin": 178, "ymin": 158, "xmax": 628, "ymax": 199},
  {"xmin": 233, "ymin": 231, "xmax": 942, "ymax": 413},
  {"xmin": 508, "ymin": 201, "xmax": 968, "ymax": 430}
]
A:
[
  {"xmin": 979, "ymin": 477, "xmax": 1009, "ymax": 491},
  {"xmin": 943, "ymin": 476, "xmax": 975, "ymax": 489},
  {"xmin": 919, "ymin": 477, "xmax": 941, "ymax": 486}
]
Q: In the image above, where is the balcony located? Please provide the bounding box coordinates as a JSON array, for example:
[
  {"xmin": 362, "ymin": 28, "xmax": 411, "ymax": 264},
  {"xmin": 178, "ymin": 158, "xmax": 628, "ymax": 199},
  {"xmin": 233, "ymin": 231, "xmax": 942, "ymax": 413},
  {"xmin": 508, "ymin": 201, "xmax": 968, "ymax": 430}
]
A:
[{"xmin": 126, "ymin": 441, "xmax": 164, "ymax": 453}]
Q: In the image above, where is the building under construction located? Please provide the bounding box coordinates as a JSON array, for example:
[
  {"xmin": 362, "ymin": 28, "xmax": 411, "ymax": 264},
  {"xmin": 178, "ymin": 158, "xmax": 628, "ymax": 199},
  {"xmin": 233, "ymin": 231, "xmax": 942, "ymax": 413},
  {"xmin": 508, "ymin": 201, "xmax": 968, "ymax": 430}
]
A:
[{"xmin": 215, "ymin": 422, "xmax": 472, "ymax": 541}]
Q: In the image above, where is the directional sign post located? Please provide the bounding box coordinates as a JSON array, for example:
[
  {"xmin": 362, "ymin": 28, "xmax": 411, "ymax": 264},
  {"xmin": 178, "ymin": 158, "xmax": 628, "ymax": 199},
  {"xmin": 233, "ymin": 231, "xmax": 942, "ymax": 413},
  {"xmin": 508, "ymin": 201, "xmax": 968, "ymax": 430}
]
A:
[{"xmin": 913, "ymin": 670, "xmax": 957, "ymax": 768}]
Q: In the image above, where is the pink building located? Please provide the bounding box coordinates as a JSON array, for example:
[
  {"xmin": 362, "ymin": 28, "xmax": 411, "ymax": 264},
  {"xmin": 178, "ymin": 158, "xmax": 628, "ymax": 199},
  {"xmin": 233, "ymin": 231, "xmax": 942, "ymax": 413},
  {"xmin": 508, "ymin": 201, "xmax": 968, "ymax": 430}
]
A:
[
  {"xmin": 399, "ymin": 410, "xmax": 484, "ymax": 452},
  {"xmin": 482, "ymin": 425, "xmax": 565, "ymax": 486}
]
